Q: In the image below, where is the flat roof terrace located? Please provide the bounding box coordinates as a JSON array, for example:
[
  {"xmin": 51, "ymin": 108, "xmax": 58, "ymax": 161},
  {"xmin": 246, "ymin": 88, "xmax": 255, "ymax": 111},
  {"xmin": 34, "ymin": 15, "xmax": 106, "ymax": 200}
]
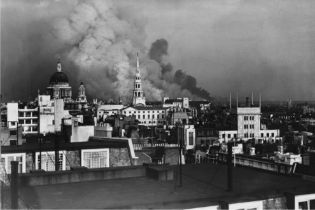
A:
[{"xmin": 2, "ymin": 164, "xmax": 315, "ymax": 209}]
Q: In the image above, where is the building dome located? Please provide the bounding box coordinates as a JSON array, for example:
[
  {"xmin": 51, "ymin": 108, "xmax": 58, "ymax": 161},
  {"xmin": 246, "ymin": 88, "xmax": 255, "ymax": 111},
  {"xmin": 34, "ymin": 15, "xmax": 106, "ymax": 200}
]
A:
[
  {"xmin": 49, "ymin": 60, "xmax": 69, "ymax": 85},
  {"xmin": 49, "ymin": 71, "xmax": 69, "ymax": 85}
]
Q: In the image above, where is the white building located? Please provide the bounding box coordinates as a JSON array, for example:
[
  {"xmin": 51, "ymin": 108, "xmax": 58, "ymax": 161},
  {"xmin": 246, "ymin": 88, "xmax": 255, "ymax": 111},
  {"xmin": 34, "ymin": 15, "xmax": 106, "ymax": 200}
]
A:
[
  {"xmin": 237, "ymin": 107, "xmax": 261, "ymax": 140},
  {"xmin": 121, "ymin": 106, "xmax": 167, "ymax": 126},
  {"xmin": 97, "ymin": 104, "xmax": 125, "ymax": 121},
  {"xmin": 7, "ymin": 103, "xmax": 38, "ymax": 135},
  {"xmin": 218, "ymin": 106, "xmax": 281, "ymax": 143},
  {"xmin": 38, "ymin": 95, "xmax": 70, "ymax": 134}
]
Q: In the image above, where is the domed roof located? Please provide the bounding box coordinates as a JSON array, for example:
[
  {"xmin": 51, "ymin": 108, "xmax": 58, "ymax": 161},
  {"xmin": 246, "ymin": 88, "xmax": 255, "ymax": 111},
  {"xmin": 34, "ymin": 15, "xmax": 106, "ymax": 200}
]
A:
[
  {"xmin": 49, "ymin": 60, "xmax": 69, "ymax": 85},
  {"xmin": 49, "ymin": 71, "xmax": 69, "ymax": 84}
]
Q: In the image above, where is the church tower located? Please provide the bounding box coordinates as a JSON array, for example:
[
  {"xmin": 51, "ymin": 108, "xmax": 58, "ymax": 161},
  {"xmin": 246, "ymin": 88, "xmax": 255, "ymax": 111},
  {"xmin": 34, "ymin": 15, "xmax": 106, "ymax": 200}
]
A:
[
  {"xmin": 77, "ymin": 82, "xmax": 87, "ymax": 103},
  {"xmin": 132, "ymin": 53, "xmax": 146, "ymax": 106}
]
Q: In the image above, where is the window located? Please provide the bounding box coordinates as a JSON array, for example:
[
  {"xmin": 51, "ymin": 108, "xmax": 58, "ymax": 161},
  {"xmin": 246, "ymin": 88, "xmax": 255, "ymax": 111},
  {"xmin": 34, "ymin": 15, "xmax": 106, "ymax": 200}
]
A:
[
  {"xmin": 82, "ymin": 149, "xmax": 109, "ymax": 169},
  {"xmin": 271, "ymin": 133, "xmax": 274, "ymax": 137},
  {"xmin": 261, "ymin": 133, "xmax": 263, "ymax": 137},
  {"xmin": 267, "ymin": 133, "xmax": 269, "ymax": 137},
  {"xmin": 189, "ymin": 132, "xmax": 194, "ymax": 145},
  {"xmin": 138, "ymin": 115, "xmax": 140, "ymax": 119},
  {"xmin": 234, "ymin": 134, "xmax": 237, "ymax": 138},
  {"xmin": 244, "ymin": 133, "xmax": 248, "ymax": 138},
  {"xmin": 244, "ymin": 125, "xmax": 248, "ymax": 129},
  {"xmin": 228, "ymin": 134, "xmax": 231, "ymax": 138},
  {"xmin": 148, "ymin": 115, "xmax": 150, "ymax": 119},
  {"xmin": 244, "ymin": 116, "xmax": 248, "ymax": 121},
  {"xmin": 222, "ymin": 134, "xmax": 226, "ymax": 138},
  {"xmin": 36, "ymin": 151, "xmax": 65, "ymax": 171},
  {"xmin": 1, "ymin": 153, "xmax": 26, "ymax": 174},
  {"xmin": 143, "ymin": 115, "xmax": 145, "ymax": 119},
  {"xmin": 298, "ymin": 201, "xmax": 308, "ymax": 210}
]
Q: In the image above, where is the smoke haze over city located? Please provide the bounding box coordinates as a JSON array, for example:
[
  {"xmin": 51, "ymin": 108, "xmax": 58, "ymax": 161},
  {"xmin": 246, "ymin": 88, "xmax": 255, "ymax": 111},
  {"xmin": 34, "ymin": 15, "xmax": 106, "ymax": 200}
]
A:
[{"xmin": 2, "ymin": 0, "xmax": 315, "ymax": 102}]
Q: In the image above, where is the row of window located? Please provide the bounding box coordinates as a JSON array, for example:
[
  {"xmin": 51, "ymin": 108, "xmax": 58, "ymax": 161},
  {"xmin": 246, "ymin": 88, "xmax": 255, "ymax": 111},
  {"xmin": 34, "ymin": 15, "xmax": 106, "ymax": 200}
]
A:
[
  {"xmin": 244, "ymin": 133, "xmax": 255, "ymax": 138},
  {"xmin": 124, "ymin": 110, "xmax": 165, "ymax": 114},
  {"xmin": 244, "ymin": 116, "xmax": 255, "ymax": 121},
  {"xmin": 222, "ymin": 133, "xmax": 237, "ymax": 139},
  {"xmin": 19, "ymin": 119, "xmax": 38, "ymax": 124},
  {"xmin": 136, "ymin": 115, "xmax": 164, "ymax": 119},
  {"xmin": 18, "ymin": 112, "xmax": 38, "ymax": 117},
  {"xmin": 139, "ymin": 120, "xmax": 165, "ymax": 124},
  {"xmin": 222, "ymin": 132, "xmax": 276, "ymax": 139},
  {"xmin": 261, "ymin": 132, "xmax": 275, "ymax": 138},
  {"xmin": 244, "ymin": 124, "xmax": 255, "ymax": 129}
]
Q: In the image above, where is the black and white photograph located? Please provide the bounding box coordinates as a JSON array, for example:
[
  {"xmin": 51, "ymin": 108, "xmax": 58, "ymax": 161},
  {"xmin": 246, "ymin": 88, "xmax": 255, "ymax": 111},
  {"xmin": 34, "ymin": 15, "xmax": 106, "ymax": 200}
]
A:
[{"xmin": 1, "ymin": 0, "xmax": 315, "ymax": 209}]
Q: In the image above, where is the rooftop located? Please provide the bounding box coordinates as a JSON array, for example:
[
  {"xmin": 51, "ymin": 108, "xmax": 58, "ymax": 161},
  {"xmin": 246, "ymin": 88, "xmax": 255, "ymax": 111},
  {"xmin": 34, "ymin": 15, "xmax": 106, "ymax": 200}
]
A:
[{"xmin": 4, "ymin": 164, "xmax": 315, "ymax": 209}]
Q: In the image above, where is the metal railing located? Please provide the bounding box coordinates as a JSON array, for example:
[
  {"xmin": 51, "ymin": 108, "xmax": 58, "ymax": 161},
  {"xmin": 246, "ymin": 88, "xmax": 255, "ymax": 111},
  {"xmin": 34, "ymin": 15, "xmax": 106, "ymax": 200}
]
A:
[
  {"xmin": 133, "ymin": 143, "xmax": 179, "ymax": 151},
  {"xmin": 217, "ymin": 153, "xmax": 293, "ymax": 175}
]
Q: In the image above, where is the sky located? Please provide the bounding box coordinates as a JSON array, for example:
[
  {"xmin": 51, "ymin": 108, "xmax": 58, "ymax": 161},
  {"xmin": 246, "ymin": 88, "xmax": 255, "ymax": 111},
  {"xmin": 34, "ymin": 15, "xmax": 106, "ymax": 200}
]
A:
[{"xmin": 1, "ymin": 0, "xmax": 315, "ymax": 102}]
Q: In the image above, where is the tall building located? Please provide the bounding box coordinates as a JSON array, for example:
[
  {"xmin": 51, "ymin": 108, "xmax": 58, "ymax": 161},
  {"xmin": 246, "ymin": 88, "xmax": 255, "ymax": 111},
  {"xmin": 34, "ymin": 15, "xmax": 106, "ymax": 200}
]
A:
[
  {"xmin": 218, "ymin": 102, "xmax": 281, "ymax": 143},
  {"xmin": 46, "ymin": 59, "xmax": 72, "ymax": 101},
  {"xmin": 237, "ymin": 107, "xmax": 261, "ymax": 139},
  {"xmin": 132, "ymin": 53, "xmax": 146, "ymax": 106}
]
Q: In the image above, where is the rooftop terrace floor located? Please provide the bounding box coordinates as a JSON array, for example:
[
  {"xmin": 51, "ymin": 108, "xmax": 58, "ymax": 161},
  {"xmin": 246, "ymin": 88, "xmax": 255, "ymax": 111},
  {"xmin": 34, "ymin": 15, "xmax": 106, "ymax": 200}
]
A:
[{"xmin": 3, "ymin": 164, "xmax": 315, "ymax": 209}]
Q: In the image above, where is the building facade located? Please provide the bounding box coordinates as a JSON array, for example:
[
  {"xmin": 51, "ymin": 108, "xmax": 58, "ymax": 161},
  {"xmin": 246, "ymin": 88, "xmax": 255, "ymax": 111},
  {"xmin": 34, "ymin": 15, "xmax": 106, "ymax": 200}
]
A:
[{"xmin": 122, "ymin": 106, "xmax": 167, "ymax": 126}]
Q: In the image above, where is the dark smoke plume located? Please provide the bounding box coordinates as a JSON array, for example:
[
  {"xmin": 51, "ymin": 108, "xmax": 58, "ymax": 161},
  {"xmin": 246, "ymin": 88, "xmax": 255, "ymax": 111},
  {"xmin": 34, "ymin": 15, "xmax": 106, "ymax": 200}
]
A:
[{"xmin": 149, "ymin": 39, "xmax": 211, "ymax": 100}]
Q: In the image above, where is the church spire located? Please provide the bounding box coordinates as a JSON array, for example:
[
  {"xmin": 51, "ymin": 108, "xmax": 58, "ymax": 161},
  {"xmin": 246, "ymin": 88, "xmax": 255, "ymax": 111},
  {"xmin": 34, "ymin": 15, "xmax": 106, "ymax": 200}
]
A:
[
  {"xmin": 132, "ymin": 52, "xmax": 146, "ymax": 106},
  {"xmin": 136, "ymin": 52, "xmax": 140, "ymax": 72}
]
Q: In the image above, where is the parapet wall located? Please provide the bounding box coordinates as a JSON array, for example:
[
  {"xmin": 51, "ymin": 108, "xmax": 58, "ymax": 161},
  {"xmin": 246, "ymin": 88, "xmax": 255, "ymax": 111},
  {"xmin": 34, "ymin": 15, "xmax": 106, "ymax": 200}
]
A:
[{"xmin": 18, "ymin": 166, "xmax": 146, "ymax": 186}]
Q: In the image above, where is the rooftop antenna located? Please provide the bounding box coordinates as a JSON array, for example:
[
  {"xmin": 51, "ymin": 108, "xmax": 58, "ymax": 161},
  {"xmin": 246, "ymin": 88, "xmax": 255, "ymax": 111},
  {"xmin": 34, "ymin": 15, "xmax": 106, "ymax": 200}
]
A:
[
  {"xmin": 236, "ymin": 92, "xmax": 239, "ymax": 108},
  {"xmin": 229, "ymin": 92, "xmax": 232, "ymax": 110},
  {"xmin": 251, "ymin": 92, "xmax": 254, "ymax": 106},
  {"xmin": 259, "ymin": 93, "xmax": 262, "ymax": 108}
]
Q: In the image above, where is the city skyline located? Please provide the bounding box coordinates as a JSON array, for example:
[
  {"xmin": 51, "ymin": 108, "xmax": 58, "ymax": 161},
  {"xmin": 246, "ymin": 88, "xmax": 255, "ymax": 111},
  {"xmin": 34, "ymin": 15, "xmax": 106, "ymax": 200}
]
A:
[{"xmin": 2, "ymin": 0, "xmax": 315, "ymax": 102}]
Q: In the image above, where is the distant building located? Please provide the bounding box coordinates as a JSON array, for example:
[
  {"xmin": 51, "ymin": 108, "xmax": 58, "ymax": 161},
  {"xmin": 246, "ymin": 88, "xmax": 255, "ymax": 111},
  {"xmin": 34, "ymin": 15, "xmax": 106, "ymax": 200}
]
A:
[
  {"xmin": 77, "ymin": 82, "xmax": 87, "ymax": 103},
  {"xmin": 46, "ymin": 60, "xmax": 72, "ymax": 102},
  {"xmin": 121, "ymin": 106, "xmax": 167, "ymax": 127},
  {"xmin": 7, "ymin": 102, "xmax": 38, "ymax": 135},
  {"xmin": 163, "ymin": 97, "xmax": 189, "ymax": 109},
  {"xmin": 38, "ymin": 95, "xmax": 70, "ymax": 134},
  {"xmin": 219, "ymin": 106, "xmax": 281, "ymax": 143},
  {"xmin": 97, "ymin": 104, "xmax": 125, "ymax": 121}
]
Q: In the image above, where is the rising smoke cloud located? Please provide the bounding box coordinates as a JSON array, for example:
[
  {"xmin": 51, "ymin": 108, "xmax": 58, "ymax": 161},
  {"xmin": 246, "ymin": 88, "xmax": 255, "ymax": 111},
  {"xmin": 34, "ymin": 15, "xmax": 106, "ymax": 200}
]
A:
[{"xmin": 52, "ymin": 0, "xmax": 210, "ymax": 103}]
